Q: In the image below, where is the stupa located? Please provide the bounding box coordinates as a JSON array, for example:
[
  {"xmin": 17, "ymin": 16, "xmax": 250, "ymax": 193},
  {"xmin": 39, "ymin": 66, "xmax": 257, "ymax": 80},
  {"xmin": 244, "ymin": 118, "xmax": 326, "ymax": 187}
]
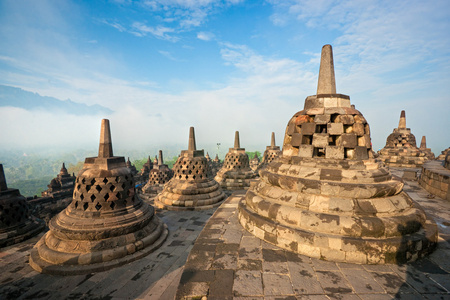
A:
[
  {"xmin": 378, "ymin": 111, "xmax": 429, "ymax": 168},
  {"xmin": 437, "ymin": 148, "xmax": 450, "ymax": 160},
  {"xmin": 418, "ymin": 136, "xmax": 435, "ymax": 160},
  {"xmin": 420, "ymin": 151, "xmax": 450, "ymax": 200},
  {"xmin": 238, "ymin": 45, "xmax": 438, "ymax": 264},
  {"xmin": 154, "ymin": 127, "xmax": 226, "ymax": 211},
  {"xmin": 259, "ymin": 132, "xmax": 282, "ymax": 170},
  {"xmin": 139, "ymin": 156, "xmax": 153, "ymax": 181},
  {"xmin": 250, "ymin": 153, "xmax": 261, "ymax": 171},
  {"xmin": 214, "ymin": 131, "xmax": 257, "ymax": 190},
  {"xmin": 153, "ymin": 155, "xmax": 158, "ymax": 165},
  {"xmin": 126, "ymin": 157, "xmax": 138, "ymax": 175},
  {"xmin": 0, "ymin": 164, "xmax": 45, "ymax": 248},
  {"xmin": 30, "ymin": 119, "xmax": 168, "ymax": 274},
  {"xmin": 41, "ymin": 163, "xmax": 76, "ymax": 200},
  {"xmin": 140, "ymin": 150, "xmax": 174, "ymax": 200}
]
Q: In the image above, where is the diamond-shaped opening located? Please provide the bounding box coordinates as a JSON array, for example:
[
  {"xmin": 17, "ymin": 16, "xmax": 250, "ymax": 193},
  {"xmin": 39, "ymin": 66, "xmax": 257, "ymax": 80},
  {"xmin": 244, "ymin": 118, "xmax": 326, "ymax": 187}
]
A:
[
  {"xmin": 110, "ymin": 201, "xmax": 116, "ymax": 210},
  {"xmin": 83, "ymin": 202, "xmax": 89, "ymax": 211},
  {"xmin": 109, "ymin": 185, "xmax": 115, "ymax": 192},
  {"xmin": 103, "ymin": 177, "xmax": 108, "ymax": 184},
  {"xmin": 80, "ymin": 194, "xmax": 85, "ymax": 200},
  {"xmin": 95, "ymin": 202, "xmax": 102, "ymax": 211},
  {"xmin": 95, "ymin": 185, "xmax": 102, "ymax": 192},
  {"xmin": 104, "ymin": 193, "xmax": 110, "ymax": 201},
  {"xmin": 90, "ymin": 178, "xmax": 96, "ymax": 185},
  {"xmin": 193, "ymin": 175, "xmax": 196, "ymax": 179},
  {"xmin": 82, "ymin": 178, "xmax": 86, "ymax": 184},
  {"xmin": 86, "ymin": 185, "xmax": 91, "ymax": 192},
  {"xmin": 74, "ymin": 201, "xmax": 78, "ymax": 208},
  {"xmin": 121, "ymin": 183, "xmax": 126, "ymax": 189},
  {"xmin": 116, "ymin": 192, "xmax": 122, "ymax": 199},
  {"xmin": 90, "ymin": 194, "xmax": 96, "ymax": 202}
]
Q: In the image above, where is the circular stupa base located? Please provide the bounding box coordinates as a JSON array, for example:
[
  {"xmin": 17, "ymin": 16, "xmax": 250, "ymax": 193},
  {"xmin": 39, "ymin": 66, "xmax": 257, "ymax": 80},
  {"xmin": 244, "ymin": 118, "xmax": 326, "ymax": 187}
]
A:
[
  {"xmin": 154, "ymin": 198, "xmax": 224, "ymax": 211},
  {"xmin": 238, "ymin": 199, "xmax": 438, "ymax": 264},
  {"xmin": 29, "ymin": 215, "xmax": 168, "ymax": 275},
  {"xmin": 0, "ymin": 217, "xmax": 46, "ymax": 248}
]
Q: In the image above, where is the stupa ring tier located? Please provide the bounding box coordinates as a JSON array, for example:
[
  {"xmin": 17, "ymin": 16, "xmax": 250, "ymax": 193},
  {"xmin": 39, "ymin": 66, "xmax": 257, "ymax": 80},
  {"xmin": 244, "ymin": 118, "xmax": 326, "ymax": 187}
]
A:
[
  {"xmin": 30, "ymin": 119, "xmax": 168, "ymax": 275},
  {"xmin": 238, "ymin": 44, "xmax": 438, "ymax": 265}
]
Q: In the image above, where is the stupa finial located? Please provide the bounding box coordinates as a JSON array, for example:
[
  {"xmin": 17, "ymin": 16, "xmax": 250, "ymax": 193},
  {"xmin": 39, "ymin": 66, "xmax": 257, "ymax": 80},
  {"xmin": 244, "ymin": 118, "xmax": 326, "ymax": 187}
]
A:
[
  {"xmin": 317, "ymin": 44, "xmax": 336, "ymax": 95},
  {"xmin": 271, "ymin": 132, "xmax": 276, "ymax": 147},
  {"xmin": 398, "ymin": 110, "xmax": 406, "ymax": 129},
  {"xmin": 0, "ymin": 164, "xmax": 8, "ymax": 191},
  {"xmin": 158, "ymin": 150, "xmax": 164, "ymax": 165},
  {"xmin": 60, "ymin": 162, "xmax": 68, "ymax": 175},
  {"xmin": 98, "ymin": 119, "xmax": 113, "ymax": 158},
  {"xmin": 420, "ymin": 136, "xmax": 427, "ymax": 149},
  {"xmin": 188, "ymin": 127, "xmax": 196, "ymax": 151},
  {"xmin": 234, "ymin": 131, "xmax": 240, "ymax": 149}
]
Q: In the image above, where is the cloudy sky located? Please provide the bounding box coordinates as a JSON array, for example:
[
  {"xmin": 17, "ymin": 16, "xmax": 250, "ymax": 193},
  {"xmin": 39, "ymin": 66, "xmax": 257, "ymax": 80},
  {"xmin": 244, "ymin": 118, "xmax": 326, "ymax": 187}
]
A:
[{"xmin": 0, "ymin": 0, "xmax": 449, "ymax": 156}]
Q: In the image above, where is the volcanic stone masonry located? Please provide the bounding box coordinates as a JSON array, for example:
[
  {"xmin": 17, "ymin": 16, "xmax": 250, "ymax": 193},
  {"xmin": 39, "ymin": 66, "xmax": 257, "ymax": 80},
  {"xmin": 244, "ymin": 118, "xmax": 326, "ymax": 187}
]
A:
[
  {"xmin": 419, "ymin": 136, "xmax": 435, "ymax": 160},
  {"xmin": 378, "ymin": 110, "xmax": 430, "ymax": 168},
  {"xmin": 41, "ymin": 163, "xmax": 76, "ymax": 200},
  {"xmin": 138, "ymin": 156, "xmax": 153, "ymax": 183},
  {"xmin": 238, "ymin": 44, "xmax": 438, "ymax": 264},
  {"xmin": 419, "ymin": 151, "xmax": 450, "ymax": 200},
  {"xmin": 140, "ymin": 150, "xmax": 174, "ymax": 201},
  {"xmin": 215, "ymin": 131, "xmax": 258, "ymax": 190},
  {"xmin": 0, "ymin": 164, "xmax": 45, "ymax": 248},
  {"xmin": 126, "ymin": 157, "xmax": 138, "ymax": 176},
  {"xmin": 258, "ymin": 132, "xmax": 282, "ymax": 171},
  {"xmin": 437, "ymin": 147, "xmax": 450, "ymax": 160},
  {"xmin": 29, "ymin": 119, "xmax": 168, "ymax": 275},
  {"xmin": 250, "ymin": 152, "xmax": 261, "ymax": 171},
  {"xmin": 154, "ymin": 127, "xmax": 226, "ymax": 211}
]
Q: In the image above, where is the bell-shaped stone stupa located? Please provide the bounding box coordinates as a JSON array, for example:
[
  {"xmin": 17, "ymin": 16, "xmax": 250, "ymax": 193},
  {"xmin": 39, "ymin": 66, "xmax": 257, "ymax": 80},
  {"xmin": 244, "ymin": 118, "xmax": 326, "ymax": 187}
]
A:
[
  {"xmin": 238, "ymin": 45, "xmax": 438, "ymax": 264},
  {"xmin": 30, "ymin": 119, "xmax": 168, "ymax": 274},
  {"xmin": 250, "ymin": 153, "xmax": 261, "ymax": 171},
  {"xmin": 215, "ymin": 131, "xmax": 257, "ymax": 190},
  {"xmin": 41, "ymin": 163, "xmax": 76, "ymax": 200},
  {"xmin": 378, "ymin": 111, "xmax": 430, "ymax": 168},
  {"xmin": 258, "ymin": 132, "xmax": 282, "ymax": 170},
  {"xmin": 141, "ymin": 150, "xmax": 174, "ymax": 201},
  {"xmin": 155, "ymin": 127, "xmax": 226, "ymax": 210},
  {"xmin": 0, "ymin": 164, "xmax": 45, "ymax": 248},
  {"xmin": 419, "ymin": 136, "xmax": 435, "ymax": 160}
]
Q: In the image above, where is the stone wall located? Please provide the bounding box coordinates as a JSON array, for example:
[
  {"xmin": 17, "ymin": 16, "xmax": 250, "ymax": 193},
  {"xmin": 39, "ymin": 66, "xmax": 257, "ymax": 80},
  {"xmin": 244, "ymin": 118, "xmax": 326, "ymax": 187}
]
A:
[{"xmin": 419, "ymin": 160, "xmax": 450, "ymax": 200}]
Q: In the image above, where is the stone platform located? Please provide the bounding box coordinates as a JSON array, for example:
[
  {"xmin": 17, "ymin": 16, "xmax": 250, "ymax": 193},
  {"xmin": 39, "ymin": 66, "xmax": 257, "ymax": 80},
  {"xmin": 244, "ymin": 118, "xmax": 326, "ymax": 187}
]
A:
[{"xmin": 1, "ymin": 169, "xmax": 450, "ymax": 299}]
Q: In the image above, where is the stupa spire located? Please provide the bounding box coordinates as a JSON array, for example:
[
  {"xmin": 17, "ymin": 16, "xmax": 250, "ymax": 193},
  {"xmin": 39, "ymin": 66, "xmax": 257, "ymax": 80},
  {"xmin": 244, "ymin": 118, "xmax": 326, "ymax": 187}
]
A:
[
  {"xmin": 98, "ymin": 119, "xmax": 113, "ymax": 158},
  {"xmin": 398, "ymin": 110, "xmax": 406, "ymax": 129},
  {"xmin": 188, "ymin": 127, "xmax": 196, "ymax": 151},
  {"xmin": 158, "ymin": 150, "xmax": 164, "ymax": 165},
  {"xmin": 234, "ymin": 131, "xmax": 240, "ymax": 149},
  {"xmin": 60, "ymin": 163, "xmax": 68, "ymax": 175},
  {"xmin": 316, "ymin": 44, "xmax": 336, "ymax": 95},
  {"xmin": 0, "ymin": 164, "xmax": 8, "ymax": 191},
  {"xmin": 420, "ymin": 136, "xmax": 427, "ymax": 149},
  {"xmin": 271, "ymin": 132, "xmax": 276, "ymax": 147}
]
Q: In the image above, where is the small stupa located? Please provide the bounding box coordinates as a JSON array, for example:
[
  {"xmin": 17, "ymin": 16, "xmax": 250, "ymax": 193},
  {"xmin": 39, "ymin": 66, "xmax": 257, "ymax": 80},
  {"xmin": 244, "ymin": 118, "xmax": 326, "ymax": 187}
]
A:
[
  {"xmin": 126, "ymin": 157, "xmax": 138, "ymax": 175},
  {"xmin": 154, "ymin": 127, "xmax": 226, "ymax": 210},
  {"xmin": 153, "ymin": 155, "xmax": 158, "ymax": 165},
  {"xmin": 259, "ymin": 132, "xmax": 282, "ymax": 170},
  {"xmin": 139, "ymin": 156, "xmax": 153, "ymax": 181},
  {"xmin": 238, "ymin": 45, "xmax": 437, "ymax": 264},
  {"xmin": 250, "ymin": 153, "xmax": 261, "ymax": 171},
  {"xmin": 30, "ymin": 119, "xmax": 168, "ymax": 274},
  {"xmin": 437, "ymin": 148, "xmax": 450, "ymax": 160},
  {"xmin": 0, "ymin": 164, "xmax": 45, "ymax": 247},
  {"xmin": 419, "ymin": 136, "xmax": 435, "ymax": 160},
  {"xmin": 378, "ymin": 111, "xmax": 430, "ymax": 168},
  {"xmin": 41, "ymin": 163, "xmax": 76, "ymax": 200},
  {"xmin": 141, "ymin": 150, "xmax": 174, "ymax": 200},
  {"xmin": 214, "ymin": 131, "xmax": 257, "ymax": 190}
]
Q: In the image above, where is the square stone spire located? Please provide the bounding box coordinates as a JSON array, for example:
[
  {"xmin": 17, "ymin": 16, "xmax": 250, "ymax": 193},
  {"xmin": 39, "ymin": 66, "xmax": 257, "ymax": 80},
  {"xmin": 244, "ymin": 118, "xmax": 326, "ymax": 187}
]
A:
[
  {"xmin": 98, "ymin": 119, "xmax": 113, "ymax": 158},
  {"xmin": 0, "ymin": 164, "xmax": 8, "ymax": 191},
  {"xmin": 182, "ymin": 127, "xmax": 204, "ymax": 157},
  {"xmin": 317, "ymin": 44, "xmax": 336, "ymax": 95}
]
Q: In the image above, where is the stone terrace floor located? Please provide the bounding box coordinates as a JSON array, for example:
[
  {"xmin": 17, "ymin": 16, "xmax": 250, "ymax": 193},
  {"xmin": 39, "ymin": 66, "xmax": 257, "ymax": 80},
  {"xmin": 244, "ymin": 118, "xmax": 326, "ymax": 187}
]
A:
[{"xmin": 0, "ymin": 169, "xmax": 449, "ymax": 300}]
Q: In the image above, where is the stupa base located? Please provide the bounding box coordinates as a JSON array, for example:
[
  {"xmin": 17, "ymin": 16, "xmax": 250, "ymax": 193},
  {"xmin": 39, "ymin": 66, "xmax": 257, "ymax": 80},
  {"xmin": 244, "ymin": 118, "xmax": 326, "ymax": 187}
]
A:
[
  {"xmin": 238, "ymin": 199, "xmax": 438, "ymax": 265},
  {"xmin": 0, "ymin": 217, "xmax": 45, "ymax": 248},
  {"xmin": 154, "ymin": 197, "xmax": 225, "ymax": 211},
  {"xmin": 29, "ymin": 216, "xmax": 168, "ymax": 275}
]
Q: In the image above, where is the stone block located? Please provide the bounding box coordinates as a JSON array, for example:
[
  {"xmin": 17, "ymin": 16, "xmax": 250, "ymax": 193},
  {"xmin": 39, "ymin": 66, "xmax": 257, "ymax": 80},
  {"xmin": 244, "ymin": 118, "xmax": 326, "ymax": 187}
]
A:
[
  {"xmin": 327, "ymin": 123, "xmax": 344, "ymax": 135},
  {"xmin": 354, "ymin": 146, "xmax": 369, "ymax": 160},
  {"xmin": 298, "ymin": 145, "xmax": 314, "ymax": 157},
  {"xmin": 324, "ymin": 97, "xmax": 338, "ymax": 107},
  {"xmin": 339, "ymin": 133, "xmax": 357, "ymax": 148},
  {"xmin": 353, "ymin": 123, "xmax": 365, "ymax": 136},
  {"xmin": 291, "ymin": 133, "xmax": 302, "ymax": 147},
  {"xmin": 315, "ymin": 114, "xmax": 331, "ymax": 124},
  {"xmin": 287, "ymin": 122, "xmax": 296, "ymax": 135},
  {"xmin": 301, "ymin": 122, "xmax": 316, "ymax": 135},
  {"xmin": 325, "ymin": 146, "xmax": 345, "ymax": 160},
  {"xmin": 358, "ymin": 135, "xmax": 371, "ymax": 148},
  {"xmin": 312, "ymin": 133, "xmax": 329, "ymax": 147},
  {"xmin": 336, "ymin": 114, "xmax": 354, "ymax": 125}
]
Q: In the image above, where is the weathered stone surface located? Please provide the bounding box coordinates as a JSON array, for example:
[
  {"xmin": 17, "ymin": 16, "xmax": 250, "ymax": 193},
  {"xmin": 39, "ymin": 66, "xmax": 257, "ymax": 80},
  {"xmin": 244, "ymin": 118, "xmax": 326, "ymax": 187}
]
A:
[
  {"xmin": 155, "ymin": 127, "xmax": 226, "ymax": 210},
  {"xmin": 29, "ymin": 119, "xmax": 168, "ymax": 274},
  {"xmin": 139, "ymin": 150, "xmax": 174, "ymax": 201},
  {"xmin": 419, "ymin": 159, "xmax": 450, "ymax": 200},
  {"xmin": 238, "ymin": 44, "xmax": 438, "ymax": 264}
]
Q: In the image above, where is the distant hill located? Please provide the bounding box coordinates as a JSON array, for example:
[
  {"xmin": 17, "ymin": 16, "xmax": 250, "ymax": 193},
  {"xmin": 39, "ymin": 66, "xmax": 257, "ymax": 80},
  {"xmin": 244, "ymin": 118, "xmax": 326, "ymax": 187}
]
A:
[{"xmin": 0, "ymin": 85, "xmax": 113, "ymax": 115}]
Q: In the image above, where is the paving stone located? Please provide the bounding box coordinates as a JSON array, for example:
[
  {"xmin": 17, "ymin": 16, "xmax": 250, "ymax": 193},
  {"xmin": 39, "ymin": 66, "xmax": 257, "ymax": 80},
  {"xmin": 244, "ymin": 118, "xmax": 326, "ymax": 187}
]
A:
[
  {"xmin": 233, "ymin": 270, "xmax": 263, "ymax": 296},
  {"xmin": 211, "ymin": 253, "xmax": 238, "ymax": 269},
  {"xmin": 262, "ymin": 273, "xmax": 294, "ymax": 295},
  {"xmin": 341, "ymin": 268, "xmax": 386, "ymax": 294},
  {"xmin": 315, "ymin": 270, "xmax": 353, "ymax": 294},
  {"xmin": 287, "ymin": 261, "xmax": 324, "ymax": 295},
  {"xmin": 371, "ymin": 272, "xmax": 417, "ymax": 294},
  {"xmin": 209, "ymin": 269, "xmax": 234, "ymax": 297},
  {"xmin": 238, "ymin": 259, "xmax": 262, "ymax": 271},
  {"xmin": 263, "ymin": 261, "xmax": 289, "ymax": 274},
  {"xmin": 311, "ymin": 259, "xmax": 339, "ymax": 271}
]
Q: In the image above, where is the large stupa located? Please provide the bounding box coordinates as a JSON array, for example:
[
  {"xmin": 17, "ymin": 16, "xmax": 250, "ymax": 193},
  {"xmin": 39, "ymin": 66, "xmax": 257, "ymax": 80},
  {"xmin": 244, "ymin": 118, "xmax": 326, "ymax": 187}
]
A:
[
  {"xmin": 30, "ymin": 119, "xmax": 168, "ymax": 274},
  {"xmin": 154, "ymin": 127, "xmax": 226, "ymax": 210},
  {"xmin": 0, "ymin": 164, "xmax": 45, "ymax": 248},
  {"xmin": 214, "ymin": 131, "xmax": 257, "ymax": 190},
  {"xmin": 238, "ymin": 45, "xmax": 438, "ymax": 264}
]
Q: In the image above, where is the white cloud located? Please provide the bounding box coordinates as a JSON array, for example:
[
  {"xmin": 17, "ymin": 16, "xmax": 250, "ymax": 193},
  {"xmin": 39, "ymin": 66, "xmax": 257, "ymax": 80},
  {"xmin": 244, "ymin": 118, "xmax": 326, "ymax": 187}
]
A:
[
  {"xmin": 197, "ymin": 31, "xmax": 215, "ymax": 41},
  {"xmin": 131, "ymin": 22, "xmax": 178, "ymax": 41}
]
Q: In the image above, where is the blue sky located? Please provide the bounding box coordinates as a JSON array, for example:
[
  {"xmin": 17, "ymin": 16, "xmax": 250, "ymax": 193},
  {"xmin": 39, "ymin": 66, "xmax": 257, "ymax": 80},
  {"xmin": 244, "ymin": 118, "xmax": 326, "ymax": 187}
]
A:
[{"xmin": 0, "ymin": 0, "xmax": 449, "ymax": 156}]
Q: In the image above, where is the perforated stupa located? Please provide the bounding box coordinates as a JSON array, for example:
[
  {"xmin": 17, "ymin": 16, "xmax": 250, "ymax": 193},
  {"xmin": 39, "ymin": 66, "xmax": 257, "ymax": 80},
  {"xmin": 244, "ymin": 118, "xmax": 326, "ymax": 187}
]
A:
[
  {"xmin": 140, "ymin": 150, "xmax": 174, "ymax": 200},
  {"xmin": 238, "ymin": 45, "xmax": 438, "ymax": 264},
  {"xmin": 154, "ymin": 127, "xmax": 226, "ymax": 210},
  {"xmin": 30, "ymin": 119, "xmax": 168, "ymax": 274}
]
